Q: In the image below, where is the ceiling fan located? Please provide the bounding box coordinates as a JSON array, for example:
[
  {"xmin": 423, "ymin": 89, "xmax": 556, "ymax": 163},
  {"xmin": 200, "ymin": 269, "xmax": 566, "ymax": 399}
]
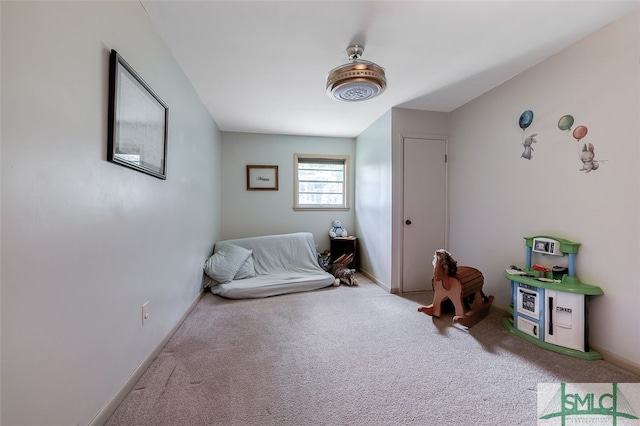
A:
[{"xmin": 326, "ymin": 44, "xmax": 387, "ymax": 102}]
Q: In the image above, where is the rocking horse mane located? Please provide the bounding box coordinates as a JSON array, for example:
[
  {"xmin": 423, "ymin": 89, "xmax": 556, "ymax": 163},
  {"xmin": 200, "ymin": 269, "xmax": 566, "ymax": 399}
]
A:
[{"xmin": 433, "ymin": 249, "xmax": 458, "ymax": 278}]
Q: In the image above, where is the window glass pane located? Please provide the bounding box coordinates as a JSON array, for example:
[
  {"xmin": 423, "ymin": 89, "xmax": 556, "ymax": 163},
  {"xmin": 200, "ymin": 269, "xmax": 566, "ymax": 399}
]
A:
[
  {"xmin": 294, "ymin": 154, "xmax": 348, "ymax": 209},
  {"xmin": 299, "ymin": 164, "xmax": 343, "ymax": 170},
  {"xmin": 299, "ymin": 193, "xmax": 344, "ymax": 205},
  {"xmin": 299, "ymin": 182, "xmax": 343, "ymax": 193},
  {"xmin": 298, "ymin": 170, "xmax": 343, "ymax": 182}
]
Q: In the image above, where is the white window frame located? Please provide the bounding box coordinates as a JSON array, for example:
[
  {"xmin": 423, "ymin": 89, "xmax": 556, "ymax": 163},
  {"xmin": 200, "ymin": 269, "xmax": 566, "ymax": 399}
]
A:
[{"xmin": 293, "ymin": 153, "xmax": 350, "ymax": 211}]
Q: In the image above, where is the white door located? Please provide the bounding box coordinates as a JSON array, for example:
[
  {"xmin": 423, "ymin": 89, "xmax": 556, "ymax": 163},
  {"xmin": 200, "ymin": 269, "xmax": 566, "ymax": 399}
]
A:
[{"xmin": 402, "ymin": 137, "xmax": 447, "ymax": 292}]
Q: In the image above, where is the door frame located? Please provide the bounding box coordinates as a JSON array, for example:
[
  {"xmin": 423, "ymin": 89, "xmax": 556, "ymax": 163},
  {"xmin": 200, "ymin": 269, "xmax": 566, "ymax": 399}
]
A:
[{"xmin": 399, "ymin": 134, "xmax": 450, "ymax": 293}]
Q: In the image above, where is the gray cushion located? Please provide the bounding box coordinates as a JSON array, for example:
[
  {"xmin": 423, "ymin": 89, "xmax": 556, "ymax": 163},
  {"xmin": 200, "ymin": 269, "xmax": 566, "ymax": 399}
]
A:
[
  {"xmin": 204, "ymin": 244, "xmax": 252, "ymax": 284},
  {"xmin": 234, "ymin": 256, "xmax": 256, "ymax": 280}
]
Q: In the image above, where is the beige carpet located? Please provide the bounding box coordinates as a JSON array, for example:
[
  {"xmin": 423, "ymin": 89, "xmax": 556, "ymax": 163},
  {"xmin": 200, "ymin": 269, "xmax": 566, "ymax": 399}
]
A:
[{"xmin": 105, "ymin": 275, "xmax": 638, "ymax": 425}]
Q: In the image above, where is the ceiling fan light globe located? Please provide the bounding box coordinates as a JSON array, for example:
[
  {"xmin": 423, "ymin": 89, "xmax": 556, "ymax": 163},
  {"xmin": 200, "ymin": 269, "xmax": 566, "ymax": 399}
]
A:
[{"xmin": 329, "ymin": 80, "xmax": 384, "ymax": 102}]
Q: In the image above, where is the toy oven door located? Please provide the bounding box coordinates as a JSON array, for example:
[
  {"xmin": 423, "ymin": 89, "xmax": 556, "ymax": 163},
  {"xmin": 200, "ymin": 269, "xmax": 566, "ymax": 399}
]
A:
[{"xmin": 516, "ymin": 284, "xmax": 541, "ymax": 319}]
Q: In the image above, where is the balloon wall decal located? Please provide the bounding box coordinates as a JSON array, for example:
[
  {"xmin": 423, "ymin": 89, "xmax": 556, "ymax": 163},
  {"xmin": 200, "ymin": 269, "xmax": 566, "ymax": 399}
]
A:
[
  {"xmin": 521, "ymin": 134, "xmax": 537, "ymax": 160},
  {"xmin": 556, "ymin": 114, "xmax": 603, "ymax": 172},
  {"xmin": 518, "ymin": 110, "xmax": 536, "ymax": 159},
  {"xmin": 557, "ymin": 115, "xmax": 574, "ymax": 131},
  {"xmin": 578, "ymin": 143, "xmax": 599, "ymax": 172},
  {"xmin": 573, "ymin": 125, "xmax": 588, "ymax": 141},
  {"xmin": 519, "ymin": 110, "xmax": 534, "ymax": 130},
  {"xmin": 514, "ymin": 110, "xmax": 605, "ymax": 171}
]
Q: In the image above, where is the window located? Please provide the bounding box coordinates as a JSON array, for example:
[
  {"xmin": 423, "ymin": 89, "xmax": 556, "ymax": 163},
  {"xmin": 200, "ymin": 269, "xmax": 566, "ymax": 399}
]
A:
[{"xmin": 294, "ymin": 154, "xmax": 349, "ymax": 210}]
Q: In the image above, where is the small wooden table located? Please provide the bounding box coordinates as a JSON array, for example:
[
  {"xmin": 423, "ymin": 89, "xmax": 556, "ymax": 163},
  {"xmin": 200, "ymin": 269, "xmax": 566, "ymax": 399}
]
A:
[{"xmin": 330, "ymin": 236, "xmax": 358, "ymax": 270}]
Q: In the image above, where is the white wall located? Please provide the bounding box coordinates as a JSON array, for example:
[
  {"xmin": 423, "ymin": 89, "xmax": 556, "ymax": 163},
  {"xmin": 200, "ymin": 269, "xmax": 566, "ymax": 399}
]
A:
[
  {"xmin": 449, "ymin": 11, "xmax": 639, "ymax": 370},
  {"xmin": 355, "ymin": 108, "xmax": 449, "ymax": 292},
  {"xmin": 390, "ymin": 108, "xmax": 449, "ymax": 292},
  {"xmin": 355, "ymin": 111, "xmax": 393, "ymax": 288},
  {"xmin": 220, "ymin": 132, "xmax": 355, "ymax": 252},
  {"xmin": 1, "ymin": 2, "xmax": 221, "ymax": 425}
]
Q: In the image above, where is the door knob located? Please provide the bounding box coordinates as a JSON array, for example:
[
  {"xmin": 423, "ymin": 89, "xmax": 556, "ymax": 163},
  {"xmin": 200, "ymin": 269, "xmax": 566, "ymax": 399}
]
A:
[{"xmin": 405, "ymin": 219, "xmax": 412, "ymax": 225}]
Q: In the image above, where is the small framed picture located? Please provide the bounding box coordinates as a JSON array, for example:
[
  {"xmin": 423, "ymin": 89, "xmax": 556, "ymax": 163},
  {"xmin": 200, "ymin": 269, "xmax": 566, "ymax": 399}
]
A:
[
  {"xmin": 247, "ymin": 165, "xmax": 279, "ymax": 190},
  {"xmin": 108, "ymin": 49, "xmax": 168, "ymax": 179}
]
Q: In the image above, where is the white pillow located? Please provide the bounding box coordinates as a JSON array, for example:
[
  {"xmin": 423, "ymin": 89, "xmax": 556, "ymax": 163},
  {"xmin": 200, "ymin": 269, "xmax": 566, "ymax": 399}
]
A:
[
  {"xmin": 203, "ymin": 244, "xmax": 252, "ymax": 284},
  {"xmin": 234, "ymin": 256, "xmax": 256, "ymax": 280}
]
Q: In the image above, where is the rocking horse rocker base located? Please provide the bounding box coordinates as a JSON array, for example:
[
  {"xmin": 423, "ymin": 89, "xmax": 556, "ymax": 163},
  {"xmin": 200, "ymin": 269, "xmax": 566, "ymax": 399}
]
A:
[{"xmin": 418, "ymin": 251, "xmax": 494, "ymax": 328}]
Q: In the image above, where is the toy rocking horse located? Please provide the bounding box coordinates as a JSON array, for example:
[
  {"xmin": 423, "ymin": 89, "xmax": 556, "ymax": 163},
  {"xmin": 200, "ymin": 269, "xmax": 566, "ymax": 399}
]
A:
[{"xmin": 418, "ymin": 249, "xmax": 494, "ymax": 328}]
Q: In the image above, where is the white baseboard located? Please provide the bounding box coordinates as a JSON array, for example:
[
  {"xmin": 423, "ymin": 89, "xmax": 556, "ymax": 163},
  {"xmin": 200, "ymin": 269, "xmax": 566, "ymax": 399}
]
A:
[
  {"xmin": 589, "ymin": 344, "xmax": 640, "ymax": 376},
  {"xmin": 89, "ymin": 290, "xmax": 204, "ymax": 425},
  {"xmin": 357, "ymin": 269, "xmax": 395, "ymax": 293}
]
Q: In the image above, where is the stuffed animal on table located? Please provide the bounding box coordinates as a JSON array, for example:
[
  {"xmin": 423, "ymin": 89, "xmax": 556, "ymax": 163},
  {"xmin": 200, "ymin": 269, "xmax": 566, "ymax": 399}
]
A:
[
  {"xmin": 329, "ymin": 220, "xmax": 348, "ymax": 238},
  {"xmin": 326, "ymin": 263, "xmax": 358, "ymax": 286}
]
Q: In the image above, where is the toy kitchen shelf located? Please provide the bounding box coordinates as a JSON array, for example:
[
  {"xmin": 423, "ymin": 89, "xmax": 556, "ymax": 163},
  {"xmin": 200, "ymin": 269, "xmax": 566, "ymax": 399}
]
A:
[{"xmin": 502, "ymin": 235, "xmax": 604, "ymax": 360}]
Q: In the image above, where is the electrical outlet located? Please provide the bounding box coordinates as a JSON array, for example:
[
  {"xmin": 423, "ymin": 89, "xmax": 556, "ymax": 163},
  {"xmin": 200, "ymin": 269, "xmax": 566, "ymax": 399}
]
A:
[{"xmin": 142, "ymin": 302, "xmax": 149, "ymax": 326}]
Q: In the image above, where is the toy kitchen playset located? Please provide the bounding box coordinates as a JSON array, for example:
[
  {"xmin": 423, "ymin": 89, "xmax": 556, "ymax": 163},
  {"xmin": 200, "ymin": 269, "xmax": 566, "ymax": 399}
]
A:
[{"xmin": 502, "ymin": 235, "xmax": 604, "ymax": 360}]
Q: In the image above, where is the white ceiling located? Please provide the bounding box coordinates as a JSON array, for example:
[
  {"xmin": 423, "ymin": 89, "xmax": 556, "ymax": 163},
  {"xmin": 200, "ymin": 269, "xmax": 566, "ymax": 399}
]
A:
[{"xmin": 141, "ymin": 1, "xmax": 639, "ymax": 138}]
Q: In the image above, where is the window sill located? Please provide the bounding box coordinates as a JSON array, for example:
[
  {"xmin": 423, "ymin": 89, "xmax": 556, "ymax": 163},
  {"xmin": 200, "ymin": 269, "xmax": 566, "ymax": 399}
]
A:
[{"xmin": 293, "ymin": 207, "xmax": 350, "ymax": 211}]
